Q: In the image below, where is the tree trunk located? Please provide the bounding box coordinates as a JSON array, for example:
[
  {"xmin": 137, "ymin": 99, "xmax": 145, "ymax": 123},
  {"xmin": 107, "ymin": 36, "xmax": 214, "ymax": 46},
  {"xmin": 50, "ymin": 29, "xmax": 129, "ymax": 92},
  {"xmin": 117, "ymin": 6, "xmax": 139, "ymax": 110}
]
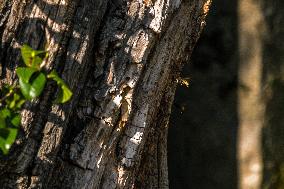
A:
[
  {"xmin": 261, "ymin": 0, "xmax": 284, "ymax": 188},
  {"xmin": 237, "ymin": 0, "xmax": 266, "ymax": 188},
  {"xmin": 0, "ymin": 0, "xmax": 210, "ymax": 188}
]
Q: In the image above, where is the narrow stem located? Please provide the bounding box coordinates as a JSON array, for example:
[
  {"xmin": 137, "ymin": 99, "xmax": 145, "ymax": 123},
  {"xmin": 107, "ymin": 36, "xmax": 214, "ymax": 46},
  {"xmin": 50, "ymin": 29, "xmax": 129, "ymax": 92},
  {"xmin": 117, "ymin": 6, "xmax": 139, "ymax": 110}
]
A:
[
  {"xmin": 0, "ymin": 85, "xmax": 19, "ymax": 108},
  {"xmin": 0, "ymin": 89, "xmax": 14, "ymax": 105}
]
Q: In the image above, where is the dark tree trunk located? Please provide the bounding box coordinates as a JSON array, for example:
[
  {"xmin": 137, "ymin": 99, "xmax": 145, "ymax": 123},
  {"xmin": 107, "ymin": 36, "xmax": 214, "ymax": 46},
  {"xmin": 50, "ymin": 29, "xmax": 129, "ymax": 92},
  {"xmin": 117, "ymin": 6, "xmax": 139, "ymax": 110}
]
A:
[
  {"xmin": 0, "ymin": 0, "xmax": 210, "ymax": 188},
  {"xmin": 261, "ymin": 0, "xmax": 284, "ymax": 188}
]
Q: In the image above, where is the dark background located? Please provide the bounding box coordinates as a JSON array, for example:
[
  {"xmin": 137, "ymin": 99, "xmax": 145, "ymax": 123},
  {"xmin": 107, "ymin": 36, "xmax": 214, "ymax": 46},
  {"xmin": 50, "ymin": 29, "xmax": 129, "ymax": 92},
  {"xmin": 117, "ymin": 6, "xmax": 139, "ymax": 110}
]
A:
[{"xmin": 168, "ymin": 0, "xmax": 284, "ymax": 188}]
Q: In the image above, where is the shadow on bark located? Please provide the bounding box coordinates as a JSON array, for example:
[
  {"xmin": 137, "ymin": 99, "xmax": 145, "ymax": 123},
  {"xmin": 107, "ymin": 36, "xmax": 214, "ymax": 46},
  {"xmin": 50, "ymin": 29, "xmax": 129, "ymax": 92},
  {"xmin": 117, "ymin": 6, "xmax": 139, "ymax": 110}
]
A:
[{"xmin": 0, "ymin": 0, "xmax": 183, "ymax": 188}]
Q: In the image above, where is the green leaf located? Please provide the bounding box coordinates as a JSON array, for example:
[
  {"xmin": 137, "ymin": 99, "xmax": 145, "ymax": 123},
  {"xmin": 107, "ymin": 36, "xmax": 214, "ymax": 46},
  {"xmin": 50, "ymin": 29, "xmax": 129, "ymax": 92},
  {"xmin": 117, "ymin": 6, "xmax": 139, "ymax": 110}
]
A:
[
  {"xmin": 2, "ymin": 84, "xmax": 14, "ymax": 91},
  {"xmin": 0, "ymin": 111, "xmax": 20, "ymax": 154},
  {"xmin": 16, "ymin": 99, "xmax": 26, "ymax": 109},
  {"xmin": 0, "ymin": 116, "xmax": 6, "ymax": 129},
  {"xmin": 11, "ymin": 114, "xmax": 21, "ymax": 127},
  {"xmin": 0, "ymin": 137, "xmax": 9, "ymax": 155},
  {"xmin": 20, "ymin": 44, "xmax": 47, "ymax": 69},
  {"xmin": 21, "ymin": 44, "xmax": 37, "ymax": 67},
  {"xmin": 4, "ymin": 92, "xmax": 26, "ymax": 111},
  {"xmin": 0, "ymin": 129, "xmax": 9, "ymax": 139},
  {"xmin": 19, "ymin": 72, "xmax": 46, "ymax": 100},
  {"xmin": 0, "ymin": 84, "xmax": 14, "ymax": 98},
  {"xmin": 31, "ymin": 56, "xmax": 44, "ymax": 69},
  {"xmin": 0, "ymin": 128, "xmax": 18, "ymax": 154},
  {"xmin": 7, "ymin": 93, "xmax": 20, "ymax": 109},
  {"xmin": 6, "ymin": 128, "xmax": 18, "ymax": 144},
  {"xmin": 0, "ymin": 108, "xmax": 11, "ymax": 128},
  {"xmin": 47, "ymin": 70, "xmax": 73, "ymax": 103},
  {"xmin": 56, "ymin": 85, "xmax": 73, "ymax": 104},
  {"xmin": 0, "ymin": 108, "xmax": 11, "ymax": 118},
  {"xmin": 16, "ymin": 67, "xmax": 38, "ymax": 83}
]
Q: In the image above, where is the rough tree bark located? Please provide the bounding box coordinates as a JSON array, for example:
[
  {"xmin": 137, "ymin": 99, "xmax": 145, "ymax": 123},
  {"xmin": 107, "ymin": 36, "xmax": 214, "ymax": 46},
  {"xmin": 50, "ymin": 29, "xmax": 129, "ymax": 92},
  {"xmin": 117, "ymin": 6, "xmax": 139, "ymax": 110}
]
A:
[{"xmin": 0, "ymin": 0, "xmax": 211, "ymax": 188}]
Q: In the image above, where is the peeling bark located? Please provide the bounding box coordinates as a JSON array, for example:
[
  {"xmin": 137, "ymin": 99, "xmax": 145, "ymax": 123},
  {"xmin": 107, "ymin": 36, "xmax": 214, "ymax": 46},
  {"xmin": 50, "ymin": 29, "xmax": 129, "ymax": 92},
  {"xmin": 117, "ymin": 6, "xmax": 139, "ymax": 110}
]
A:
[{"xmin": 0, "ymin": 0, "xmax": 210, "ymax": 188}]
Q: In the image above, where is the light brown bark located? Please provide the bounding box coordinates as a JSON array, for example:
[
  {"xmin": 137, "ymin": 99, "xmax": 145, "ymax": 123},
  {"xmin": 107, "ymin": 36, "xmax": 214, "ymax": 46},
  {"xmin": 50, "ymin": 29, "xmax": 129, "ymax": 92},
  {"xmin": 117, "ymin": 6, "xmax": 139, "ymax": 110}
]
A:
[
  {"xmin": 237, "ymin": 0, "xmax": 267, "ymax": 188},
  {"xmin": 0, "ymin": 0, "xmax": 210, "ymax": 188}
]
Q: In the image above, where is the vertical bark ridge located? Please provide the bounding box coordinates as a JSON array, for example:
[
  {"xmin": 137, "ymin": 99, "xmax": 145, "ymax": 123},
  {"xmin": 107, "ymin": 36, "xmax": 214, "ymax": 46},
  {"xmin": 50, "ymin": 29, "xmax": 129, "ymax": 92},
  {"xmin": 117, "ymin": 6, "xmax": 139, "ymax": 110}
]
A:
[
  {"xmin": 28, "ymin": 0, "xmax": 110, "ymax": 188},
  {"xmin": 113, "ymin": 2, "xmax": 210, "ymax": 188},
  {"xmin": 134, "ymin": 74, "xmax": 177, "ymax": 189},
  {"xmin": 0, "ymin": 0, "xmax": 110, "ymax": 188},
  {"xmin": 0, "ymin": 0, "xmax": 211, "ymax": 188}
]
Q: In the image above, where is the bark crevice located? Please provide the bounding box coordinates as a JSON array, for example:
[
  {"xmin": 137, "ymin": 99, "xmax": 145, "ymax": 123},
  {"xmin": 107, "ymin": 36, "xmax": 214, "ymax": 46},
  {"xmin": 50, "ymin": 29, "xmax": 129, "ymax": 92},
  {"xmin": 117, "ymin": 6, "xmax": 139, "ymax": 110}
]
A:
[{"xmin": 0, "ymin": 0, "xmax": 211, "ymax": 188}]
